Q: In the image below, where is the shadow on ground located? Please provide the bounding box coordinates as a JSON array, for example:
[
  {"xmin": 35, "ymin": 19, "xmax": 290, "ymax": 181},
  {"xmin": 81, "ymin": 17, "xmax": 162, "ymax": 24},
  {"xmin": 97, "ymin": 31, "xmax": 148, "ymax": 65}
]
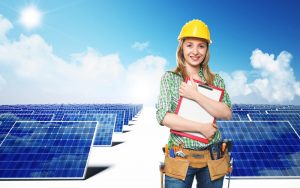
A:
[{"xmin": 85, "ymin": 166, "xmax": 110, "ymax": 179}]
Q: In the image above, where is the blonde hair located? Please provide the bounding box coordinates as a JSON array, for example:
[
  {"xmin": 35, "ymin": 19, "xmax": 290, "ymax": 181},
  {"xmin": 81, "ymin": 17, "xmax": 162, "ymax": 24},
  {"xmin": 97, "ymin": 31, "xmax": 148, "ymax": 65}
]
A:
[{"xmin": 174, "ymin": 39, "xmax": 215, "ymax": 85}]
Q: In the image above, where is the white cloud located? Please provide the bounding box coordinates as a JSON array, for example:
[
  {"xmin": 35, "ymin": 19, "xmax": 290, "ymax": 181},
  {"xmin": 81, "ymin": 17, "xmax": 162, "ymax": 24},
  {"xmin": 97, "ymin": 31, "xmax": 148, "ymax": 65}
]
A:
[
  {"xmin": 0, "ymin": 15, "xmax": 13, "ymax": 43},
  {"xmin": 0, "ymin": 15, "xmax": 167, "ymax": 104},
  {"xmin": 250, "ymin": 49, "xmax": 299, "ymax": 103},
  {"xmin": 0, "ymin": 34, "xmax": 60, "ymax": 79},
  {"xmin": 223, "ymin": 49, "xmax": 300, "ymax": 104},
  {"xmin": 0, "ymin": 74, "xmax": 6, "ymax": 90},
  {"xmin": 0, "ymin": 35, "xmax": 125, "ymax": 103},
  {"xmin": 131, "ymin": 41, "xmax": 149, "ymax": 51},
  {"xmin": 219, "ymin": 71, "xmax": 252, "ymax": 97},
  {"xmin": 126, "ymin": 55, "xmax": 167, "ymax": 105},
  {"xmin": 69, "ymin": 47, "xmax": 125, "ymax": 85}
]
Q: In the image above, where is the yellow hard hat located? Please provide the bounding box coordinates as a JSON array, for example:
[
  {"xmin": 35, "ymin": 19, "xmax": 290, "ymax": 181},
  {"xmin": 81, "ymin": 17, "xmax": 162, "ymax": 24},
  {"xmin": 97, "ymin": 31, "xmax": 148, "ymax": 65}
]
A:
[{"xmin": 178, "ymin": 19, "xmax": 211, "ymax": 44}]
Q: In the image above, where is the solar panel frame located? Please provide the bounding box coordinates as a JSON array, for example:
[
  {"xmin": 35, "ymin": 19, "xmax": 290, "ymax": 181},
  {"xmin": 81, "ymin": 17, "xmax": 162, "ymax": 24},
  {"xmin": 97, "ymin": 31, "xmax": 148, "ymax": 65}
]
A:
[{"xmin": 0, "ymin": 121, "xmax": 98, "ymax": 179}]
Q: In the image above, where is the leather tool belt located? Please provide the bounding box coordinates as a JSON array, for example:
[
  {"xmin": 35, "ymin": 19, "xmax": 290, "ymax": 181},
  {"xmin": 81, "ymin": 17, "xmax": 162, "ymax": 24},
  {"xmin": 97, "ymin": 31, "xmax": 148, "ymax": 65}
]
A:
[{"xmin": 160, "ymin": 140, "xmax": 233, "ymax": 188}]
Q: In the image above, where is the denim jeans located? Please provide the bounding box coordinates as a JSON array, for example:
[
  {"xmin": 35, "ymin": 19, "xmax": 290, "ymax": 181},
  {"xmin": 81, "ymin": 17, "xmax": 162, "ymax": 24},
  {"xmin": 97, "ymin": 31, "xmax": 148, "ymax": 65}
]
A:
[{"xmin": 165, "ymin": 166, "xmax": 224, "ymax": 188}]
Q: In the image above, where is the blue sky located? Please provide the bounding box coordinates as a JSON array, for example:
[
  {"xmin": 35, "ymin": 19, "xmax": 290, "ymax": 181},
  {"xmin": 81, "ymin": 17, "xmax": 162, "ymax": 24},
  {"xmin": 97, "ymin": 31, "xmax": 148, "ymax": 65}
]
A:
[{"xmin": 0, "ymin": 0, "xmax": 300, "ymax": 105}]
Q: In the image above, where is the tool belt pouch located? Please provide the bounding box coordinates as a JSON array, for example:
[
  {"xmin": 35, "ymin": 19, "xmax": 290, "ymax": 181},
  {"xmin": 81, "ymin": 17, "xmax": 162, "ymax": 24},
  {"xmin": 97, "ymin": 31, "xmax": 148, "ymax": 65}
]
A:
[
  {"xmin": 188, "ymin": 151, "xmax": 207, "ymax": 168},
  {"xmin": 164, "ymin": 156, "xmax": 189, "ymax": 181},
  {"xmin": 207, "ymin": 154, "xmax": 230, "ymax": 181}
]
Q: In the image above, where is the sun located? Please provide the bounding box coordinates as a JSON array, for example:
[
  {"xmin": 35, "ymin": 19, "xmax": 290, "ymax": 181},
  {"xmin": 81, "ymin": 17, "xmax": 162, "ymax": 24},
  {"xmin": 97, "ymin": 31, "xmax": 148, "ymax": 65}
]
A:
[{"xmin": 19, "ymin": 5, "xmax": 43, "ymax": 30}]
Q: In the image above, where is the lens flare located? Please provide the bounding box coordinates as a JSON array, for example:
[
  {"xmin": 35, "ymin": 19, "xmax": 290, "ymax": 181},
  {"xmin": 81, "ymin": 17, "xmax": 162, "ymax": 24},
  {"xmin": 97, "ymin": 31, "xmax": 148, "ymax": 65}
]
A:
[{"xmin": 19, "ymin": 5, "xmax": 43, "ymax": 30}]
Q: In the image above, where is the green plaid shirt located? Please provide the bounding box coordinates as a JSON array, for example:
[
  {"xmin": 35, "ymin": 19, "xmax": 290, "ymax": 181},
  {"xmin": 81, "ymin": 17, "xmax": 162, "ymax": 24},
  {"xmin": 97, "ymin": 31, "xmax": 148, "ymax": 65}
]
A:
[{"xmin": 156, "ymin": 68, "xmax": 232, "ymax": 149}]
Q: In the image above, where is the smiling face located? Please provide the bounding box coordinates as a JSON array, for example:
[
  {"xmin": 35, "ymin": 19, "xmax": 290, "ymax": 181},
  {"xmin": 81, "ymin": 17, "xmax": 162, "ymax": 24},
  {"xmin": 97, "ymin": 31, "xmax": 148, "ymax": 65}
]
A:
[{"xmin": 182, "ymin": 37, "xmax": 208, "ymax": 68}]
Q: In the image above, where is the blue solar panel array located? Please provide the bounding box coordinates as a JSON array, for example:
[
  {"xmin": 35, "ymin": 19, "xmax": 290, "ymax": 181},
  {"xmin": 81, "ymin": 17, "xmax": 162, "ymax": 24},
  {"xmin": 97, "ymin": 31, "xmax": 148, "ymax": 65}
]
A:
[
  {"xmin": 0, "ymin": 104, "xmax": 143, "ymax": 179},
  {"xmin": 0, "ymin": 121, "xmax": 98, "ymax": 179},
  {"xmin": 217, "ymin": 104, "xmax": 300, "ymax": 178},
  {"xmin": 1, "ymin": 103, "xmax": 299, "ymax": 179},
  {"xmin": 218, "ymin": 121, "xmax": 300, "ymax": 177}
]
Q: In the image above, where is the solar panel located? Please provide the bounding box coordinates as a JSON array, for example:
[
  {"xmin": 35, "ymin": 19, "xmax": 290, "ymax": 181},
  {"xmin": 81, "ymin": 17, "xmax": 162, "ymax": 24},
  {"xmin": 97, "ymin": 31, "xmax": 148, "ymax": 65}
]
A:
[
  {"xmin": 218, "ymin": 121, "xmax": 300, "ymax": 178},
  {"xmin": 0, "ymin": 110, "xmax": 34, "ymax": 114},
  {"xmin": 0, "ymin": 121, "xmax": 98, "ymax": 179},
  {"xmin": 0, "ymin": 104, "xmax": 142, "ymax": 126},
  {"xmin": 277, "ymin": 105, "xmax": 300, "ymax": 110},
  {"xmin": 233, "ymin": 104, "xmax": 278, "ymax": 111},
  {"xmin": 249, "ymin": 113, "xmax": 300, "ymax": 135},
  {"xmin": 267, "ymin": 110, "xmax": 300, "ymax": 115},
  {"xmin": 0, "ymin": 114, "xmax": 53, "ymax": 144},
  {"xmin": 61, "ymin": 114, "xmax": 116, "ymax": 146},
  {"xmin": 0, "ymin": 119, "xmax": 15, "ymax": 145},
  {"xmin": 78, "ymin": 110, "xmax": 125, "ymax": 133},
  {"xmin": 93, "ymin": 106, "xmax": 130, "ymax": 125},
  {"xmin": 53, "ymin": 112, "xmax": 78, "ymax": 121},
  {"xmin": 14, "ymin": 114, "xmax": 54, "ymax": 121},
  {"xmin": 99, "ymin": 107, "xmax": 130, "ymax": 125},
  {"xmin": 233, "ymin": 110, "xmax": 261, "ymax": 121},
  {"xmin": 31, "ymin": 110, "xmax": 80, "ymax": 121}
]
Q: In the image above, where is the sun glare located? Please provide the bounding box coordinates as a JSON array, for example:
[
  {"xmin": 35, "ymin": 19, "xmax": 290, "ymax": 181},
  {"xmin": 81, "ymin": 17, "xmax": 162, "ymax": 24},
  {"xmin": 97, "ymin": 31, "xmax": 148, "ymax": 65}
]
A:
[{"xmin": 19, "ymin": 5, "xmax": 43, "ymax": 30}]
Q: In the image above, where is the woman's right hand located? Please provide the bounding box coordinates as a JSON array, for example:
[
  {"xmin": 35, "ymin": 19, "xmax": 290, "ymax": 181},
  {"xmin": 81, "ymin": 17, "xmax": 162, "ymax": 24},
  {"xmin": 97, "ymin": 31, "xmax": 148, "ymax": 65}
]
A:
[{"xmin": 201, "ymin": 123, "xmax": 218, "ymax": 140}]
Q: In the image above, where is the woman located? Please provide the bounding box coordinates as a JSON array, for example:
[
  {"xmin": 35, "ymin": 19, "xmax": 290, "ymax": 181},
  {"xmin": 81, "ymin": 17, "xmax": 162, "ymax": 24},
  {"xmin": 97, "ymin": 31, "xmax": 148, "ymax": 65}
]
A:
[{"xmin": 156, "ymin": 19, "xmax": 232, "ymax": 188}]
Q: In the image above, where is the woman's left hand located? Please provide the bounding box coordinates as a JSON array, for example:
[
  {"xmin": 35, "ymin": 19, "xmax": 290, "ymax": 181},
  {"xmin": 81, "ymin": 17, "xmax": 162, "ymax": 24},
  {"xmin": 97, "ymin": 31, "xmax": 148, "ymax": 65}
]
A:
[{"xmin": 179, "ymin": 76, "xmax": 198, "ymax": 100}]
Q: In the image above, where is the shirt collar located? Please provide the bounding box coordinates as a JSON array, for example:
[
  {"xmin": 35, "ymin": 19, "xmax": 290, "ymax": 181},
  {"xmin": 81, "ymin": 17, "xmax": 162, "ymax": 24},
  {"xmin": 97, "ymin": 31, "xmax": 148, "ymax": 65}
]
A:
[{"xmin": 199, "ymin": 67, "xmax": 206, "ymax": 82}]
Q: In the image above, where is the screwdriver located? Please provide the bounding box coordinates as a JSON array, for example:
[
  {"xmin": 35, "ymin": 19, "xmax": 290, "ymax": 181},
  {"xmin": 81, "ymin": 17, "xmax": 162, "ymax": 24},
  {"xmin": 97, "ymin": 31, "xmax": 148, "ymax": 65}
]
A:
[{"xmin": 165, "ymin": 144, "xmax": 169, "ymax": 156}]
